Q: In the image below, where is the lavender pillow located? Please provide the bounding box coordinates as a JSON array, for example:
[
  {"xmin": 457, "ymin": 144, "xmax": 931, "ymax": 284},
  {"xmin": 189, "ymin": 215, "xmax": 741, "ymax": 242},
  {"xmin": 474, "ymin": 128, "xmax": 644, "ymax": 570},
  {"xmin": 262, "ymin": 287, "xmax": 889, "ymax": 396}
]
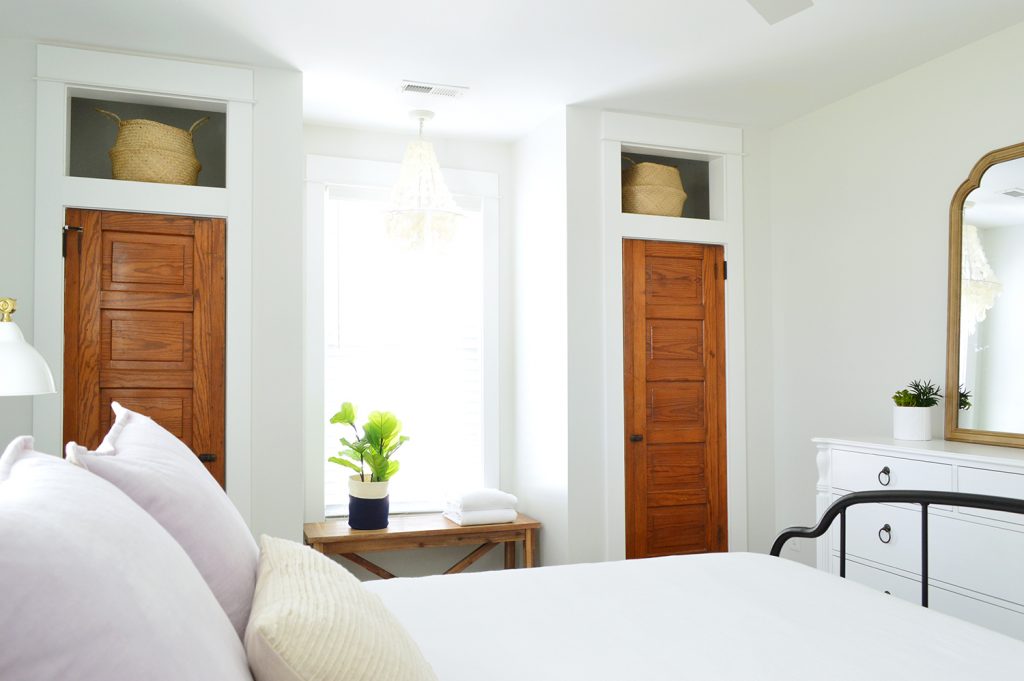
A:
[
  {"xmin": 67, "ymin": 402, "xmax": 258, "ymax": 638},
  {"xmin": 0, "ymin": 436, "xmax": 252, "ymax": 681}
]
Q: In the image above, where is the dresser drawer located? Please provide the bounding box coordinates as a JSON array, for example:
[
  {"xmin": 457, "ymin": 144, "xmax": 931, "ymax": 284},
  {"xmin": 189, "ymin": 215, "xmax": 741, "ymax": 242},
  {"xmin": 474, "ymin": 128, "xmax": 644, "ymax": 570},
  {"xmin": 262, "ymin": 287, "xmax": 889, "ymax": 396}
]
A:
[
  {"xmin": 931, "ymin": 513, "xmax": 1024, "ymax": 608},
  {"xmin": 832, "ymin": 499, "xmax": 922, "ymax": 573},
  {"xmin": 957, "ymin": 467, "xmax": 1024, "ymax": 526},
  {"xmin": 831, "ymin": 449, "xmax": 952, "ymax": 493},
  {"xmin": 830, "ymin": 556, "xmax": 1024, "ymax": 640}
]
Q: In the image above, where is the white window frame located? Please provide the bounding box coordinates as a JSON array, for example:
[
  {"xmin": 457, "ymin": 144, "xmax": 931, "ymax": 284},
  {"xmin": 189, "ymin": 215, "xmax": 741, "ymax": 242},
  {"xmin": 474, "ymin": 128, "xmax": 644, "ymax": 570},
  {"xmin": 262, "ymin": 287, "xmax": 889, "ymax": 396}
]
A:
[{"xmin": 303, "ymin": 155, "xmax": 500, "ymax": 521}]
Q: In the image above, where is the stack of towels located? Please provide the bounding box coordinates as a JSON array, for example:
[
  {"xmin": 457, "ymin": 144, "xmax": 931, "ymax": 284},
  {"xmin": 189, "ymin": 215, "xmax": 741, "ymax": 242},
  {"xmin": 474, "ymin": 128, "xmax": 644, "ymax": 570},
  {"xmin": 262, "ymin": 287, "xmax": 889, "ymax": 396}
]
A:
[{"xmin": 443, "ymin": 488, "xmax": 518, "ymax": 526}]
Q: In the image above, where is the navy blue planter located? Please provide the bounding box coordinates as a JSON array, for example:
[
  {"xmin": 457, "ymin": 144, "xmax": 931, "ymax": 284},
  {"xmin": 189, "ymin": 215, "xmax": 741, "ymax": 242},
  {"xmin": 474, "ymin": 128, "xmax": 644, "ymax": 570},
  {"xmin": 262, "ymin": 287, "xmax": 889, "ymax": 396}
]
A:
[{"xmin": 348, "ymin": 495, "xmax": 389, "ymax": 530}]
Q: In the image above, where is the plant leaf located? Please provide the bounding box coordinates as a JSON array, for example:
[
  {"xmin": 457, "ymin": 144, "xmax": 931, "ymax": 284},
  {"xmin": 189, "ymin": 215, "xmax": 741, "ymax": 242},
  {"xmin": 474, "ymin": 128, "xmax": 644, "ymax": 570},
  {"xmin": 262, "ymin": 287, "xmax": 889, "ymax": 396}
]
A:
[
  {"xmin": 328, "ymin": 456, "xmax": 362, "ymax": 474},
  {"xmin": 330, "ymin": 402, "xmax": 357, "ymax": 426}
]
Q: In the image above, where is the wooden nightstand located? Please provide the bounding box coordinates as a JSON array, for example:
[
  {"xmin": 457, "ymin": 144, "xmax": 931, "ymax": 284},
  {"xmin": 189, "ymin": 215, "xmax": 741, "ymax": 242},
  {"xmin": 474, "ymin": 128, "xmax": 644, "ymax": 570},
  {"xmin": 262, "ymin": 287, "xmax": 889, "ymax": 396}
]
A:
[{"xmin": 303, "ymin": 513, "xmax": 541, "ymax": 579}]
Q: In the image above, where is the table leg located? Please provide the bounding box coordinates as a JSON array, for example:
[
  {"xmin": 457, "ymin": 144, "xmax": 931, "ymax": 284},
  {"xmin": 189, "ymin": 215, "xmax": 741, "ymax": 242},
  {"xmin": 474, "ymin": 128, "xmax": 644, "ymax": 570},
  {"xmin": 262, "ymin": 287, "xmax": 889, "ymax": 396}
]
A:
[
  {"xmin": 504, "ymin": 540, "xmax": 516, "ymax": 569},
  {"xmin": 524, "ymin": 528, "xmax": 537, "ymax": 567}
]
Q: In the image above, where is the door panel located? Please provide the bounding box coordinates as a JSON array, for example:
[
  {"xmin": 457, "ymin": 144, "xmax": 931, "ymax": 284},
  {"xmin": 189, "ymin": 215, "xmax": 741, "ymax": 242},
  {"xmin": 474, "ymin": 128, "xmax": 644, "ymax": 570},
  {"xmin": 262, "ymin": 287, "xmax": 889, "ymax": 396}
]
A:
[
  {"xmin": 624, "ymin": 239, "xmax": 726, "ymax": 558},
  {"xmin": 64, "ymin": 209, "xmax": 226, "ymax": 486}
]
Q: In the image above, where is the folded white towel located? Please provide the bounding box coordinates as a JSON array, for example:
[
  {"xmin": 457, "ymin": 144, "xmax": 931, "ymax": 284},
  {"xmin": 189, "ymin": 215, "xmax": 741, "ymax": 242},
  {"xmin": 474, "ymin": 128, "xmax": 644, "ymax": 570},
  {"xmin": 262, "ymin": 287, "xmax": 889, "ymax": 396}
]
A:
[
  {"xmin": 443, "ymin": 508, "xmax": 518, "ymax": 526},
  {"xmin": 446, "ymin": 488, "xmax": 518, "ymax": 513}
]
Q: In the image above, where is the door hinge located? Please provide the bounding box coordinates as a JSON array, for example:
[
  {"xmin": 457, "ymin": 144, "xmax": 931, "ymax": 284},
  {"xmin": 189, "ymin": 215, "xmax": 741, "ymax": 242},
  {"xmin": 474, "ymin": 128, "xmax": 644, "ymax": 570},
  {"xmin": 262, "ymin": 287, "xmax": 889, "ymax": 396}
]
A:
[
  {"xmin": 62, "ymin": 225, "xmax": 83, "ymax": 258},
  {"xmin": 723, "ymin": 261, "xmax": 728, "ymax": 280}
]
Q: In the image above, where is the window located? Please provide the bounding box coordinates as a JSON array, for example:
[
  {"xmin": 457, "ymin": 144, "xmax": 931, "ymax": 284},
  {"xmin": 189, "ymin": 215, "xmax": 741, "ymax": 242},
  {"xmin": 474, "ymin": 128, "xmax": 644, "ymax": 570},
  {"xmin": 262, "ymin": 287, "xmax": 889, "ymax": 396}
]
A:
[{"xmin": 322, "ymin": 177, "xmax": 497, "ymax": 515}]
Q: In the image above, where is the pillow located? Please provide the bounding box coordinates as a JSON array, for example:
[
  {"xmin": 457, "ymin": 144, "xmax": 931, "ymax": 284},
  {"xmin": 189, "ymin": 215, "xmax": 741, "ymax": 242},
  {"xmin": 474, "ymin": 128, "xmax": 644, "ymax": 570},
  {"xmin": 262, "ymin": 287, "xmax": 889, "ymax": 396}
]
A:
[
  {"xmin": 246, "ymin": 535, "xmax": 438, "ymax": 681},
  {"xmin": 66, "ymin": 401, "xmax": 258, "ymax": 638},
  {"xmin": 0, "ymin": 436, "xmax": 252, "ymax": 681}
]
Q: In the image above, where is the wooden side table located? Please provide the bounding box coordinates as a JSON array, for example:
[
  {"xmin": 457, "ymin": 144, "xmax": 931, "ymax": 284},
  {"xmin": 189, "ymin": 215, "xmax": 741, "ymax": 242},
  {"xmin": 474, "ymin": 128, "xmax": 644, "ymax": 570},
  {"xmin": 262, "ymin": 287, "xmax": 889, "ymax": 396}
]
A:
[{"xmin": 304, "ymin": 513, "xmax": 541, "ymax": 579}]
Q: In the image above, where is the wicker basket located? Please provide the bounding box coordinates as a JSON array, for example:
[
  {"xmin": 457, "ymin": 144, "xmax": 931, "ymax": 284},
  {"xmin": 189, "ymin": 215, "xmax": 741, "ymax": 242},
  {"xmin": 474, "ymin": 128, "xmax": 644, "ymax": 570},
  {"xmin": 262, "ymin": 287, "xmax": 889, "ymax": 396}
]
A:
[
  {"xmin": 622, "ymin": 160, "xmax": 687, "ymax": 217},
  {"xmin": 98, "ymin": 109, "xmax": 208, "ymax": 185}
]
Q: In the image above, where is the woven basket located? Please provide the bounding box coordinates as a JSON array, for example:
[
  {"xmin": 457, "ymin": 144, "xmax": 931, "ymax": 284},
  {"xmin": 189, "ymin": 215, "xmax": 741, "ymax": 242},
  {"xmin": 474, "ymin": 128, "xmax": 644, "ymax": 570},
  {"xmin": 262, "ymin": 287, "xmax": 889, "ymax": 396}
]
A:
[
  {"xmin": 98, "ymin": 109, "xmax": 208, "ymax": 185},
  {"xmin": 622, "ymin": 160, "xmax": 687, "ymax": 217}
]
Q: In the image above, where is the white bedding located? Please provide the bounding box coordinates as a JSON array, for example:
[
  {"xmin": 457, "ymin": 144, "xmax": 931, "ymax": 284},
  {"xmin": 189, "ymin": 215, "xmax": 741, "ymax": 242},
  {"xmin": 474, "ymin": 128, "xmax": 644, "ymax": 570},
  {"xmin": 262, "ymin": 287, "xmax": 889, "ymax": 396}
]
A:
[{"xmin": 366, "ymin": 552, "xmax": 1023, "ymax": 680}]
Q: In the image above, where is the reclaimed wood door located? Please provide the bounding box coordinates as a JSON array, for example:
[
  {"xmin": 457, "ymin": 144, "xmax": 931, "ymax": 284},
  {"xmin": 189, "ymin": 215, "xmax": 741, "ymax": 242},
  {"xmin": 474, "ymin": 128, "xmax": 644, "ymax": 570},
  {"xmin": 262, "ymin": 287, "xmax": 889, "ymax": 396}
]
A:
[
  {"xmin": 623, "ymin": 239, "xmax": 727, "ymax": 558},
  {"xmin": 63, "ymin": 209, "xmax": 226, "ymax": 486}
]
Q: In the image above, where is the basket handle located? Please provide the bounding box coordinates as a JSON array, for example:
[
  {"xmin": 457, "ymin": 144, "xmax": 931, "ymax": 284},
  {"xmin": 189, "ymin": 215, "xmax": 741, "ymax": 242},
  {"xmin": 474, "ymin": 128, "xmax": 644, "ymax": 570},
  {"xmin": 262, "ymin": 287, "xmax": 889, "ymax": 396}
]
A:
[
  {"xmin": 189, "ymin": 116, "xmax": 210, "ymax": 135},
  {"xmin": 623, "ymin": 155, "xmax": 638, "ymax": 166},
  {"xmin": 95, "ymin": 108, "xmax": 122, "ymax": 126}
]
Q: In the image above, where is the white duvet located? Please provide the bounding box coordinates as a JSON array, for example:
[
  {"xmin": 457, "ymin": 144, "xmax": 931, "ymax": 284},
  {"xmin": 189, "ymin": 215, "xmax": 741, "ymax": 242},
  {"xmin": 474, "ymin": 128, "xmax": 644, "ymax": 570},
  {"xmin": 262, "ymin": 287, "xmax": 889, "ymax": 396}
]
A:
[{"xmin": 366, "ymin": 552, "xmax": 1023, "ymax": 680}]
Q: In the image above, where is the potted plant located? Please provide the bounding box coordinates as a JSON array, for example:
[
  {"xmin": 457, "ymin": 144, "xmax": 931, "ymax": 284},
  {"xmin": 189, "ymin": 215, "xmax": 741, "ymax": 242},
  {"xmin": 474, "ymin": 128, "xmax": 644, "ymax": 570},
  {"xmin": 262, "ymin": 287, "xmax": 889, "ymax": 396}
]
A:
[
  {"xmin": 959, "ymin": 386, "xmax": 973, "ymax": 411},
  {"xmin": 891, "ymin": 379, "xmax": 942, "ymax": 441},
  {"xmin": 328, "ymin": 402, "xmax": 409, "ymax": 530}
]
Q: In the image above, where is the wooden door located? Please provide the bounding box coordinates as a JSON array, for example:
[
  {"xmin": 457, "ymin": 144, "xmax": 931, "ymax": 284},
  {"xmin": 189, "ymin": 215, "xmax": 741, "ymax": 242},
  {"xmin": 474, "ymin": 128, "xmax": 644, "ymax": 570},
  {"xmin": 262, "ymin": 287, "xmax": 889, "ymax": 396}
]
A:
[
  {"xmin": 63, "ymin": 209, "xmax": 226, "ymax": 486},
  {"xmin": 623, "ymin": 239, "xmax": 727, "ymax": 558}
]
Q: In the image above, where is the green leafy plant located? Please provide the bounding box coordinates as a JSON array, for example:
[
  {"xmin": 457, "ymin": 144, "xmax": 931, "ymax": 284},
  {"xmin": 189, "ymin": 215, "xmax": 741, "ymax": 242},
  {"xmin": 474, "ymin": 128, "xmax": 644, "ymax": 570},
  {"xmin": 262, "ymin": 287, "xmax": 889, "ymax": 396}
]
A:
[
  {"xmin": 959, "ymin": 386, "xmax": 973, "ymax": 411},
  {"xmin": 891, "ymin": 379, "xmax": 943, "ymax": 407},
  {"xmin": 327, "ymin": 402, "xmax": 409, "ymax": 482}
]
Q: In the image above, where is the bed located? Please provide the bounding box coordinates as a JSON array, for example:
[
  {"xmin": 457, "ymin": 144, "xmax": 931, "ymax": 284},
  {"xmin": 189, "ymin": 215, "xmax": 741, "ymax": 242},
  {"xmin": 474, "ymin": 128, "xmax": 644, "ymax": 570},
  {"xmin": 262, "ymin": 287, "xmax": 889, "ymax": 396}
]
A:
[
  {"xmin": 368, "ymin": 552, "xmax": 1021, "ymax": 680},
  {"xmin": 367, "ymin": 489, "xmax": 1024, "ymax": 681}
]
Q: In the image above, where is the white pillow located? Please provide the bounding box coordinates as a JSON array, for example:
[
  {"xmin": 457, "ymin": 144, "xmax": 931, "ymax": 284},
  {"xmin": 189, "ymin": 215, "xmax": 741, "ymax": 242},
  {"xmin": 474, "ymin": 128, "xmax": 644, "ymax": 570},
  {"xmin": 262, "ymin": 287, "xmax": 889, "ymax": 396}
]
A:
[
  {"xmin": 66, "ymin": 401, "xmax": 258, "ymax": 638},
  {"xmin": 246, "ymin": 535, "xmax": 439, "ymax": 681},
  {"xmin": 0, "ymin": 436, "xmax": 253, "ymax": 681}
]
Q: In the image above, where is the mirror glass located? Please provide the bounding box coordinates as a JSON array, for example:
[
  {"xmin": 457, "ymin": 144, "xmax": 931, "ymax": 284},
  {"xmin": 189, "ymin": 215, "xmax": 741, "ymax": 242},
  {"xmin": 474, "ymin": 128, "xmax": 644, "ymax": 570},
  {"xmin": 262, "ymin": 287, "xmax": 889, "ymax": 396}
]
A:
[{"xmin": 956, "ymin": 156, "xmax": 1024, "ymax": 434}]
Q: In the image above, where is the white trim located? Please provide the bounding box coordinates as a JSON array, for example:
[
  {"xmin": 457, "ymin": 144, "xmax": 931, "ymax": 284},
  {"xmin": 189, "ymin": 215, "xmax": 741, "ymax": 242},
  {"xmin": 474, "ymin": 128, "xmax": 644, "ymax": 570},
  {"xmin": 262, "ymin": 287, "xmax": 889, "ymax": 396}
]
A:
[
  {"xmin": 303, "ymin": 154, "xmax": 501, "ymax": 522},
  {"xmin": 599, "ymin": 114, "xmax": 748, "ymax": 559},
  {"xmin": 37, "ymin": 45, "xmax": 254, "ymax": 102},
  {"xmin": 32, "ymin": 46, "xmax": 255, "ymax": 526}
]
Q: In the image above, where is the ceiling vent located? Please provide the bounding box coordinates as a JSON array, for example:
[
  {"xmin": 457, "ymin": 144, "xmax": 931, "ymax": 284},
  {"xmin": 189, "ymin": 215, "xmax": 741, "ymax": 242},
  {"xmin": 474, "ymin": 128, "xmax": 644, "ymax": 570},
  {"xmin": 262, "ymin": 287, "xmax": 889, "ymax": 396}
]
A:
[
  {"xmin": 1001, "ymin": 188, "xmax": 1024, "ymax": 198},
  {"xmin": 400, "ymin": 80, "xmax": 468, "ymax": 99}
]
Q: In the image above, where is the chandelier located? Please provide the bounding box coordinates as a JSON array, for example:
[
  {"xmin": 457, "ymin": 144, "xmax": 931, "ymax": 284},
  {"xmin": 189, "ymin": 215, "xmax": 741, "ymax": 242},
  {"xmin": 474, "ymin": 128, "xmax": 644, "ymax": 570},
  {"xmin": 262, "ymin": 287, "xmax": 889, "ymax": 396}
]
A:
[
  {"xmin": 388, "ymin": 110, "xmax": 461, "ymax": 247},
  {"xmin": 961, "ymin": 224, "xmax": 1002, "ymax": 335}
]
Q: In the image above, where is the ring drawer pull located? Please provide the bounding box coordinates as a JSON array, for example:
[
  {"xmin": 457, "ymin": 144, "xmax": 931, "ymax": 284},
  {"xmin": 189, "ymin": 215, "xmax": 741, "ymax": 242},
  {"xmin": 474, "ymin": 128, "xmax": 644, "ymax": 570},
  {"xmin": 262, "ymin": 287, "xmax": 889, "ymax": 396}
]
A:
[
  {"xmin": 884, "ymin": 590, "xmax": 892, "ymax": 595},
  {"xmin": 878, "ymin": 523, "xmax": 892, "ymax": 544},
  {"xmin": 878, "ymin": 466, "xmax": 891, "ymax": 486}
]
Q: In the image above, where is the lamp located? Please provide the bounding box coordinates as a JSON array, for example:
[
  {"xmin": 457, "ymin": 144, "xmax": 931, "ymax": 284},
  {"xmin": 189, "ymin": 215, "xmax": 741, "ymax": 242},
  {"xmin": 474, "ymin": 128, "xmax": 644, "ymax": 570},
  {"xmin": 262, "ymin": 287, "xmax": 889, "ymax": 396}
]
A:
[
  {"xmin": 0, "ymin": 298, "xmax": 56, "ymax": 396},
  {"xmin": 388, "ymin": 109, "xmax": 461, "ymax": 247}
]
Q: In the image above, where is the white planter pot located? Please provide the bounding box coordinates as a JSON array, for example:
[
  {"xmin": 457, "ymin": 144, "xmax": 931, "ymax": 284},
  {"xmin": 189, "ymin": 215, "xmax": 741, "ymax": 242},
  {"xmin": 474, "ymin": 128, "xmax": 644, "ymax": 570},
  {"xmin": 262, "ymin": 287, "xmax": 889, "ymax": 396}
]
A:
[
  {"xmin": 348, "ymin": 475, "xmax": 389, "ymax": 499},
  {"xmin": 893, "ymin": 406, "xmax": 932, "ymax": 441}
]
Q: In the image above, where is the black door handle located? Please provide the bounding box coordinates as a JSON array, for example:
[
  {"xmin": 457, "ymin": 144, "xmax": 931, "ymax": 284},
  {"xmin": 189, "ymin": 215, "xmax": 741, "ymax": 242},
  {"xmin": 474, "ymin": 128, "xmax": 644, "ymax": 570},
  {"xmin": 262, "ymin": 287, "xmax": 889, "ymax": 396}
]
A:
[
  {"xmin": 198, "ymin": 453, "xmax": 217, "ymax": 463},
  {"xmin": 630, "ymin": 434, "xmax": 644, "ymax": 442}
]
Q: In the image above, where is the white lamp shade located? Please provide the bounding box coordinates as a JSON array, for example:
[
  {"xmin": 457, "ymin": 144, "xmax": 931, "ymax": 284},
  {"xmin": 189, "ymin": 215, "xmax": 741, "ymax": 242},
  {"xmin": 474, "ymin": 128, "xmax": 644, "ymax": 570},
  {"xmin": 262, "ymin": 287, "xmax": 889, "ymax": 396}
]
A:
[{"xmin": 0, "ymin": 321, "xmax": 56, "ymax": 396}]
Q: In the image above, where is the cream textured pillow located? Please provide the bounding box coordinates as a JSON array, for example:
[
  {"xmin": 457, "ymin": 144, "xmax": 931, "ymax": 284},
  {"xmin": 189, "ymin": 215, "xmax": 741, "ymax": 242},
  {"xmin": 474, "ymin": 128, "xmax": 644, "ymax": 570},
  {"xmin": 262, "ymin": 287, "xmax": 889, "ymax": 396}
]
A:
[
  {"xmin": 66, "ymin": 402, "xmax": 258, "ymax": 638},
  {"xmin": 246, "ymin": 535, "xmax": 438, "ymax": 681},
  {"xmin": 0, "ymin": 437, "xmax": 252, "ymax": 681}
]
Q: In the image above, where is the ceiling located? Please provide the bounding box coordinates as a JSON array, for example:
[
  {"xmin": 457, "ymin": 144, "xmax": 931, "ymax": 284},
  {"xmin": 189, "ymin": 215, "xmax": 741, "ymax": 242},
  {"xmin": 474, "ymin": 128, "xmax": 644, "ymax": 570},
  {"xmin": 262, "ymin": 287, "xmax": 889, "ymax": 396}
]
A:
[
  {"xmin": 966, "ymin": 157, "xmax": 1024, "ymax": 230},
  {"xmin": 3, "ymin": 0, "xmax": 1024, "ymax": 139}
]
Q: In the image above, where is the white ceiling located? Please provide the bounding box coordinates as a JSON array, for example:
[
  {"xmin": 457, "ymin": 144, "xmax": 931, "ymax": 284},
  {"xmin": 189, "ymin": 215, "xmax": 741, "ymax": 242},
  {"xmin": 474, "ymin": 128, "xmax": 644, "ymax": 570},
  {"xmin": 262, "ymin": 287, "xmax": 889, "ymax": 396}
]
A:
[
  {"xmin": 966, "ymin": 157, "xmax": 1024, "ymax": 229},
  {"xmin": 3, "ymin": 0, "xmax": 1024, "ymax": 139}
]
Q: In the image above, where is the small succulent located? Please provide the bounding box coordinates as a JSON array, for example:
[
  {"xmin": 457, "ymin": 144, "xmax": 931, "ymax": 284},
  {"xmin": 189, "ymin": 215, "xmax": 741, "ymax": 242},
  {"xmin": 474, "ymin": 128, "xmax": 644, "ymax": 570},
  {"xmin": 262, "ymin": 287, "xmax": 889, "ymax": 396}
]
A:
[{"xmin": 891, "ymin": 379, "xmax": 943, "ymax": 408}]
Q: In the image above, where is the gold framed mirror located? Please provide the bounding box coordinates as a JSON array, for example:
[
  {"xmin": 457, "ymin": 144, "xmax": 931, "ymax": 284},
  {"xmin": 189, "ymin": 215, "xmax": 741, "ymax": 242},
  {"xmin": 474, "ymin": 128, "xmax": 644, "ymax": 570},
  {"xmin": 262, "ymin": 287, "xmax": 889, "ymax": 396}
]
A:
[{"xmin": 945, "ymin": 141, "xmax": 1024, "ymax": 448}]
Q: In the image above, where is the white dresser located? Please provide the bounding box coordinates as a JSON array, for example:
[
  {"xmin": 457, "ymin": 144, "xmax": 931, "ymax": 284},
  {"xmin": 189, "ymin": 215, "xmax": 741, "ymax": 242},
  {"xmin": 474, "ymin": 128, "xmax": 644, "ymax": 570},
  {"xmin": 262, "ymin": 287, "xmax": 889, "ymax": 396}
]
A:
[{"xmin": 815, "ymin": 437, "xmax": 1024, "ymax": 639}]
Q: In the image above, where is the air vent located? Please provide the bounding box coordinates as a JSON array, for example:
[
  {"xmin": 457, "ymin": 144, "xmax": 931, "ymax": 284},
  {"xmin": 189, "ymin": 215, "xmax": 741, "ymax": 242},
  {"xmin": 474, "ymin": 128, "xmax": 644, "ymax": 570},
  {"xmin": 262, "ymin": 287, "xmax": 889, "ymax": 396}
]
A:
[
  {"xmin": 1002, "ymin": 188, "xmax": 1024, "ymax": 198},
  {"xmin": 400, "ymin": 80, "xmax": 468, "ymax": 99}
]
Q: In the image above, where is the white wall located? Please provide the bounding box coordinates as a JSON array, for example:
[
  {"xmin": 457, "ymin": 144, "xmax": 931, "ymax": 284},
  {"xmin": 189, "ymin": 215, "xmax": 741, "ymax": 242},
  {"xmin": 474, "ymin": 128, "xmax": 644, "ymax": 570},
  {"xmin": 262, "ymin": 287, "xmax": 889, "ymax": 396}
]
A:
[
  {"xmin": 250, "ymin": 67, "xmax": 306, "ymax": 541},
  {"xmin": 766, "ymin": 21, "xmax": 1024, "ymax": 563},
  {"xmin": 741, "ymin": 127, "xmax": 777, "ymax": 554},
  {"xmin": 512, "ymin": 112, "xmax": 570, "ymax": 566},
  {"xmin": 0, "ymin": 39, "xmax": 40, "ymax": 446},
  {"xmin": 303, "ymin": 124, "xmax": 517, "ymax": 577}
]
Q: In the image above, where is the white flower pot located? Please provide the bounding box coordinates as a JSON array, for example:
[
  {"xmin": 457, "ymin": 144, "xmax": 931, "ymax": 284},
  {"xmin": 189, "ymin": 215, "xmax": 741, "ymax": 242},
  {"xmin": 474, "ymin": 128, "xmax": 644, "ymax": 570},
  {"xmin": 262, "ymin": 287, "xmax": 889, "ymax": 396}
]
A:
[{"xmin": 893, "ymin": 406, "xmax": 932, "ymax": 441}]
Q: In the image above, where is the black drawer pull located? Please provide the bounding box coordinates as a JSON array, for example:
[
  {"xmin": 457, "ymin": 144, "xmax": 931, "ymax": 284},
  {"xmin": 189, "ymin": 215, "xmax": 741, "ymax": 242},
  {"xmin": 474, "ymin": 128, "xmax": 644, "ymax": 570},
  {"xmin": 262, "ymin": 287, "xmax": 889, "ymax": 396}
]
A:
[
  {"xmin": 878, "ymin": 466, "xmax": 891, "ymax": 486},
  {"xmin": 629, "ymin": 434, "xmax": 644, "ymax": 442},
  {"xmin": 878, "ymin": 523, "xmax": 892, "ymax": 544},
  {"xmin": 884, "ymin": 590, "xmax": 892, "ymax": 595},
  {"xmin": 198, "ymin": 453, "xmax": 217, "ymax": 463}
]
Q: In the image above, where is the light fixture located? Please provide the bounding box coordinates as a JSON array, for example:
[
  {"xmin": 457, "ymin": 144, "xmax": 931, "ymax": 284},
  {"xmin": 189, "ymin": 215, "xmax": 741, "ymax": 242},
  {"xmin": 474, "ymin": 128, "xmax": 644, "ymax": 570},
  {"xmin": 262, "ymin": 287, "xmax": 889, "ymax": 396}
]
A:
[
  {"xmin": 388, "ymin": 110, "xmax": 461, "ymax": 247},
  {"xmin": 961, "ymin": 224, "xmax": 1002, "ymax": 335},
  {"xmin": 0, "ymin": 298, "xmax": 56, "ymax": 396}
]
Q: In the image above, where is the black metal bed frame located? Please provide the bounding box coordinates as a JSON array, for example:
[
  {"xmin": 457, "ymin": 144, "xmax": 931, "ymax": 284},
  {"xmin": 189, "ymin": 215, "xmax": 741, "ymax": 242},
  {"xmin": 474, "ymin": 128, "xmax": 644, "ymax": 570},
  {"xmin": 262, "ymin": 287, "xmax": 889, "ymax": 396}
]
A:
[{"xmin": 769, "ymin": 490, "xmax": 1024, "ymax": 607}]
